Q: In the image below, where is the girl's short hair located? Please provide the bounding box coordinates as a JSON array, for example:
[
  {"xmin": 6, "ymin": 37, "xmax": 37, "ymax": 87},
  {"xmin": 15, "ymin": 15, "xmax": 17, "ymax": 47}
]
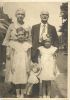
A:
[
  {"xmin": 16, "ymin": 27, "xmax": 25, "ymax": 34},
  {"xmin": 16, "ymin": 27, "xmax": 29, "ymax": 38}
]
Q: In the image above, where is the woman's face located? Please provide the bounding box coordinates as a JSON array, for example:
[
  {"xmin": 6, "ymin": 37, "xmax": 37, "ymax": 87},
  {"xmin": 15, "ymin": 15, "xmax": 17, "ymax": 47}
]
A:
[{"xmin": 16, "ymin": 12, "xmax": 25, "ymax": 23}]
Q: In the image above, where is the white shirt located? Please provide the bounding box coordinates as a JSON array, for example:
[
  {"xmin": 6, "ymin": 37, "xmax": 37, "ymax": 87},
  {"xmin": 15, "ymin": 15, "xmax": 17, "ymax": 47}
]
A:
[{"xmin": 39, "ymin": 23, "xmax": 48, "ymax": 42}]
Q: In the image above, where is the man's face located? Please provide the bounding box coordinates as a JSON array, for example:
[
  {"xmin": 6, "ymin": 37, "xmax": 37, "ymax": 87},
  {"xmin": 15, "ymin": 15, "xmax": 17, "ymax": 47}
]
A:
[{"xmin": 40, "ymin": 11, "xmax": 49, "ymax": 23}]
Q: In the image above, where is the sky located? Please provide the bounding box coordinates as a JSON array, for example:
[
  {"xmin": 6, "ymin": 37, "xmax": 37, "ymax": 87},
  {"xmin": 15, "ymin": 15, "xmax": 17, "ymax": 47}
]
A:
[{"xmin": 0, "ymin": 2, "xmax": 64, "ymax": 35}]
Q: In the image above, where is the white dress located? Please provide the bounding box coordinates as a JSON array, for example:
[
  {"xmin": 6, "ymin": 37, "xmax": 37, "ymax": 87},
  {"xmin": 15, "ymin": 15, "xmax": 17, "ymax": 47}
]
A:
[
  {"xmin": 8, "ymin": 41, "xmax": 32, "ymax": 84},
  {"xmin": 38, "ymin": 46, "xmax": 59, "ymax": 81},
  {"xmin": 28, "ymin": 71, "xmax": 39, "ymax": 84},
  {"xmin": 2, "ymin": 21, "xmax": 31, "ymax": 83}
]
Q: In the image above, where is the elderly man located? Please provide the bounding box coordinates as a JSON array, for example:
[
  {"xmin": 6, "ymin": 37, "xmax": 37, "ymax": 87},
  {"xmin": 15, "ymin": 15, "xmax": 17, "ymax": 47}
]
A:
[{"xmin": 31, "ymin": 10, "xmax": 59, "ymax": 97}]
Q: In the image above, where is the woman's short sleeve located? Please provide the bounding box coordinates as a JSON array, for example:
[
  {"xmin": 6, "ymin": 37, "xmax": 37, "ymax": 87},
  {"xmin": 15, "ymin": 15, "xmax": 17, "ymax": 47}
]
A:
[
  {"xmin": 2, "ymin": 23, "xmax": 14, "ymax": 46},
  {"xmin": 2, "ymin": 23, "xmax": 17, "ymax": 46}
]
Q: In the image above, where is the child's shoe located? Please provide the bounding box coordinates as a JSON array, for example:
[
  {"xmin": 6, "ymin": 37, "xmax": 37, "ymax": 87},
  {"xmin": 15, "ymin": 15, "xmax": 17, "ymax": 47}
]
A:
[
  {"xmin": 20, "ymin": 94, "xmax": 24, "ymax": 98},
  {"xmin": 46, "ymin": 95, "xmax": 50, "ymax": 98},
  {"xmin": 43, "ymin": 95, "xmax": 47, "ymax": 98},
  {"xmin": 16, "ymin": 94, "xmax": 20, "ymax": 98}
]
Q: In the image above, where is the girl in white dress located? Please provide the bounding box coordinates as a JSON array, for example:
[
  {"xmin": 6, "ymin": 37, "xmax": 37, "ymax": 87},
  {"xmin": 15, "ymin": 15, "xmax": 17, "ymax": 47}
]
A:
[
  {"xmin": 8, "ymin": 27, "xmax": 32, "ymax": 98},
  {"xmin": 38, "ymin": 37, "xmax": 59, "ymax": 98}
]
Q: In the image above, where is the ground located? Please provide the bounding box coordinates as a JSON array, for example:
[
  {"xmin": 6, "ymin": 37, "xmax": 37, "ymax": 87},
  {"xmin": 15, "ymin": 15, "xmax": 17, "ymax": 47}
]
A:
[{"xmin": 0, "ymin": 50, "xmax": 67, "ymax": 98}]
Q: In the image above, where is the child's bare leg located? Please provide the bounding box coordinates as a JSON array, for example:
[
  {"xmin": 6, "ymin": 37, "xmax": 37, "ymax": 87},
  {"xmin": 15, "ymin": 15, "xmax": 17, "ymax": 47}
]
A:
[
  {"xmin": 24, "ymin": 83, "xmax": 29, "ymax": 94},
  {"xmin": 39, "ymin": 80, "xmax": 43, "ymax": 97},
  {"xmin": 26, "ymin": 83, "xmax": 33, "ymax": 95},
  {"xmin": 15, "ymin": 84, "xmax": 20, "ymax": 98},
  {"xmin": 20, "ymin": 84, "xmax": 26, "ymax": 97},
  {"xmin": 46, "ymin": 81, "xmax": 51, "ymax": 98},
  {"xmin": 42, "ymin": 80, "xmax": 47, "ymax": 98},
  {"xmin": 16, "ymin": 88, "xmax": 20, "ymax": 98},
  {"xmin": 20, "ymin": 89, "xmax": 25, "ymax": 97}
]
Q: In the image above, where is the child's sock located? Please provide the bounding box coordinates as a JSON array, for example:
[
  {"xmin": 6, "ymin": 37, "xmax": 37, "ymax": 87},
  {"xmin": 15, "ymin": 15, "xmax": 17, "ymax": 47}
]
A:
[
  {"xmin": 47, "ymin": 81, "xmax": 51, "ymax": 98},
  {"xmin": 26, "ymin": 84, "xmax": 33, "ymax": 95},
  {"xmin": 16, "ymin": 88, "xmax": 20, "ymax": 98},
  {"xmin": 20, "ymin": 89, "xmax": 24, "ymax": 98},
  {"xmin": 42, "ymin": 81, "xmax": 46, "ymax": 97},
  {"xmin": 43, "ymin": 95, "xmax": 47, "ymax": 98},
  {"xmin": 39, "ymin": 81, "xmax": 43, "ymax": 97}
]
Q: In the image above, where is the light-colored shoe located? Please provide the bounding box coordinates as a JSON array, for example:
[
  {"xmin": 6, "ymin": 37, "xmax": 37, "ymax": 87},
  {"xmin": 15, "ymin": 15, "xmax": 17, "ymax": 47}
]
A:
[
  {"xmin": 16, "ymin": 94, "xmax": 20, "ymax": 98},
  {"xmin": 20, "ymin": 94, "xmax": 24, "ymax": 98},
  {"xmin": 39, "ymin": 96, "xmax": 42, "ymax": 98},
  {"xmin": 54, "ymin": 95, "xmax": 59, "ymax": 98},
  {"xmin": 43, "ymin": 95, "xmax": 47, "ymax": 98},
  {"xmin": 46, "ymin": 96, "xmax": 50, "ymax": 98}
]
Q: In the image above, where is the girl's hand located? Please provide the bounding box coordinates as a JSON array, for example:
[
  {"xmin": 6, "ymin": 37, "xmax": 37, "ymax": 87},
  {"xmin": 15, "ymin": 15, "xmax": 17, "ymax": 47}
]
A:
[
  {"xmin": 6, "ymin": 46, "xmax": 11, "ymax": 59},
  {"xmin": 6, "ymin": 54, "xmax": 10, "ymax": 59},
  {"xmin": 27, "ymin": 71, "xmax": 30, "ymax": 76},
  {"xmin": 53, "ymin": 52, "xmax": 58, "ymax": 58}
]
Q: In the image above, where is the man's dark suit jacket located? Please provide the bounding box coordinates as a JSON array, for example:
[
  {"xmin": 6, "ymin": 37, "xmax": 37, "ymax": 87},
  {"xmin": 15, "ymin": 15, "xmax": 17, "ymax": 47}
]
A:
[{"xmin": 31, "ymin": 23, "xmax": 59, "ymax": 63}]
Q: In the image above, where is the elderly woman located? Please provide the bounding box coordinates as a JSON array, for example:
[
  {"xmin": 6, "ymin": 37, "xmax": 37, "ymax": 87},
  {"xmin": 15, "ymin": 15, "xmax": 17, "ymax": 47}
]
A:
[{"xmin": 3, "ymin": 8, "xmax": 31, "ymax": 97}]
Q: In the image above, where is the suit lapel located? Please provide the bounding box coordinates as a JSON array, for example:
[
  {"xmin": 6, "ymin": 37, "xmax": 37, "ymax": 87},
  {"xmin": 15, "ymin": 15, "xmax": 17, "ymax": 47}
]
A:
[
  {"xmin": 47, "ymin": 24, "xmax": 50, "ymax": 34},
  {"xmin": 47, "ymin": 24, "xmax": 52, "ymax": 36},
  {"xmin": 36, "ymin": 24, "xmax": 40, "ymax": 44}
]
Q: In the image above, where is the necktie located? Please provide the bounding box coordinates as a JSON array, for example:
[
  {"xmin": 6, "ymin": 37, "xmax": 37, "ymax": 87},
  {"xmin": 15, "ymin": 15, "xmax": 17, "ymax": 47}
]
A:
[
  {"xmin": 42, "ymin": 24, "xmax": 46, "ymax": 34},
  {"xmin": 40, "ymin": 24, "xmax": 46, "ymax": 41}
]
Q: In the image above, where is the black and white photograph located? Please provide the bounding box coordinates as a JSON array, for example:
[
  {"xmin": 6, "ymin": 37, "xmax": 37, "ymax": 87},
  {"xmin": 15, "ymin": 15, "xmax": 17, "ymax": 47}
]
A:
[{"xmin": 0, "ymin": 2, "xmax": 68, "ymax": 98}]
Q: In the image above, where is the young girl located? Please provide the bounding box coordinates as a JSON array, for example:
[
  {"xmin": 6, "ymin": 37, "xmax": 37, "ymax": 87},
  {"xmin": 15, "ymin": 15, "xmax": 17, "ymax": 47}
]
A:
[
  {"xmin": 38, "ymin": 37, "xmax": 60, "ymax": 98},
  {"xmin": 25, "ymin": 62, "xmax": 41, "ymax": 96},
  {"xmin": 8, "ymin": 27, "xmax": 32, "ymax": 98}
]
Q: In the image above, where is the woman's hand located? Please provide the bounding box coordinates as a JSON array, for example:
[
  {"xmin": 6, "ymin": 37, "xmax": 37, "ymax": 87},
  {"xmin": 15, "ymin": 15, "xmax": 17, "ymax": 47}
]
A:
[
  {"xmin": 6, "ymin": 46, "xmax": 11, "ymax": 59},
  {"xmin": 11, "ymin": 67, "xmax": 15, "ymax": 74}
]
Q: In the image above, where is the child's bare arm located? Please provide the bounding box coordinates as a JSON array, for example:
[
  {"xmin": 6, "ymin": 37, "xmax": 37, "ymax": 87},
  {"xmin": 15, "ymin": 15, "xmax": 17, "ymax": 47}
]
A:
[{"xmin": 38, "ymin": 49, "xmax": 41, "ymax": 63}]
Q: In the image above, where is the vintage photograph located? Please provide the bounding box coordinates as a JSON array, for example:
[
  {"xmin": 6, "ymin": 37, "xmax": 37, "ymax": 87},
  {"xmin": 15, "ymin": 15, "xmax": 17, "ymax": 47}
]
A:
[{"xmin": 0, "ymin": 2, "xmax": 68, "ymax": 98}]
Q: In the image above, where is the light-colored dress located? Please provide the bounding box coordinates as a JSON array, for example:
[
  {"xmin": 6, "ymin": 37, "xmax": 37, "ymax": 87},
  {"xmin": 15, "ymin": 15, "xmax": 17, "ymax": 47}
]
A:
[
  {"xmin": 2, "ymin": 21, "xmax": 31, "ymax": 83},
  {"xmin": 38, "ymin": 46, "xmax": 59, "ymax": 81},
  {"xmin": 28, "ymin": 71, "xmax": 39, "ymax": 84},
  {"xmin": 8, "ymin": 41, "xmax": 32, "ymax": 84}
]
